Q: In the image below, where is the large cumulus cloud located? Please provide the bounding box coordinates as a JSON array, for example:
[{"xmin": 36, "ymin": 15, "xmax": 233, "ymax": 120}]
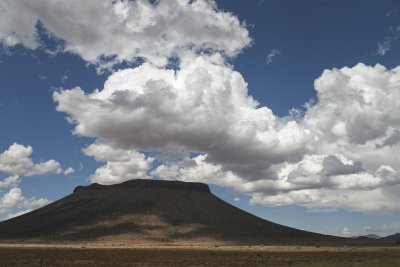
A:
[
  {"xmin": 250, "ymin": 64, "xmax": 400, "ymax": 212},
  {"xmin": 55, "ymin": 62, "xmax": 400, "ymax": 213},
  {"xmin": 54, "ymin": 54, "xmax": 310, "ymax": 183},
  {"xmin": 0, "ymin": 0, "xmax": 250, "ymax": 69}
]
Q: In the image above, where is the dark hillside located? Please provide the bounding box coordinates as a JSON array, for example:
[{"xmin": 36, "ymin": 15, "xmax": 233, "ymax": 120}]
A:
[{"xmin": 0, "ymin": 179, "xmax": 346, "ymax": 245}]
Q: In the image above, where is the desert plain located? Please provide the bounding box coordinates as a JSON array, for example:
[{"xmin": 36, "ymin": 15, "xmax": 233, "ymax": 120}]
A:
[{"xmin": 0, "ymin": 243, "xmax": 399, "ymax": 266}]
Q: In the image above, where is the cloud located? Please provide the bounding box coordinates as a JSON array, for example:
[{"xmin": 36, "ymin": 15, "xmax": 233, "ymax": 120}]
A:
[
  {"xmin": 152, "ymin": 154, "xmax": 245, "ymax": 188},
  {"xmin": 55, "ymin": 60, "xmax": 400, "ymax": 213},
  {"xmin": 60, "ymin": 74, "xmax": 68, "ymax": 84},
  {"xmin": 305, "ymin": 64, "xmax": 400, "ymax": 145},
  {"xmin": 364, "ymin": 221, "xmax": 400, "ymax": 236},
  {"xmin": 234, "ymin": 197, "xmax": 240, "ymax": 202},
  {"xmin": 377, "ymin": 39, "xmax": 392, "ymax": 56},
  {"xmin": 83, "ymin": 143, "xmax": 154, "ymax": 185},
  {"xmin": 250, "ymin": 184, "xmax": 400, "ymax": 213},
  {"xmin": 38, "ymin": 74, "xmax": 48, "ymax": 80},
  {"xmin": 0, "ymin": 0, "xmax": 250, "ymax": 70},
  {"xmin": 63, "ymin": 167, "xmax": 74, "ymax": 175},
  {"xmin": 0, "ymin": 188, "xmax": 49, "ymax": 217},
  {"xmin": 0, "ymin": 143, "xmax": 70, "ymax": 219},
  {"xmin": 0, "ymin": 175, "xmax": 19, "ymax": 189},
  {"xmin": 377, "ymin": 26, "xmax": 400, "ymax": 56},
  {"xmin": 322, "ymin": 155, "xmax": 363, "ymax": 176},
  {"xmin": 5, "ymin": 209, "xmax": 32, "ymax": 220},
  {"xmin": 0, "ymin": 143, "xmax": 63, "ymax": 176},
  {"xmin": 341, "ymin": 227, "xmax": 352, "ymax": 236},
  {"xmin": 377, "ymin": 130, "xmax": 400, "ymax": 148},
  {"xmin": 386, "ymin": 9, "xmax": 398, "ymax": 17},
  {"xmin": 249, "ymin": 64, "xmax": 400, "ymax": 212},
  {"xmin": 266, "ymin": 48, "xmax": 281, "ymax": 65},
  {"xmin": 55, "ymin": 54, "xmax": 310, "ymax": 183}
]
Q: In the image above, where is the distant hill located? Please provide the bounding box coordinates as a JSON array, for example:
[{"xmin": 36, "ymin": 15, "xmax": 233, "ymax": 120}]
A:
[
  {"xmin": 0, "ymin": 179, "xmax": 360, "ymax": 245},
  {"xmin": 364, "ymin": 234, "xmax": 380, "ymax": 239},
  {"xmin": 381, "ymin": 233, "xmax": 400, "ymax": 243},
  {"xmin": 354, "ymin": 234, "xmax": 381, "ymax": 239}
]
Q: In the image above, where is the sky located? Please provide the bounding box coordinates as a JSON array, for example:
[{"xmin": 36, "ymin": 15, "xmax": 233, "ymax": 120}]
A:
[{"xmin": 0, "ymin": 0, "xmax": 400, "ymax": 237}]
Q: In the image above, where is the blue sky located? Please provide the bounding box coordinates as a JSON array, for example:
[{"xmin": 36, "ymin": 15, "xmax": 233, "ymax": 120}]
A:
[{"xmin": 1, "ymin": 0, "xmax": 400, "ymax": 237}]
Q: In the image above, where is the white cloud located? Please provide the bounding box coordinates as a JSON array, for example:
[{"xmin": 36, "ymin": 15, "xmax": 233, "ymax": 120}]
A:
[
  {"xmin": 55, "ymin": 54, "xmax": 310, "ymax": 184},
  {"xmin": 0, "ymin": 188, "xmax": 49, "ymax": 217},
  {"xmin": 63, "ymin": 167, "xmax": 74, "ymax": 175},
  {"xmin": 0, "ymin": 188, "xmax": 23, "ymax": 209},
  {"xmin": 234, "ymin": 197, "xmax": 240, "ymax": 202},
  {"xmin": 250, "ymin": 185, "xmax": 400, "ymax": 213},
  {"xmin": 0, "ymin": 0, "xmax": 250, "ymax": 70},
  {"xmin": 341, "ymin": 227, "xmax": 352, "ymax": 236},
  {"xmin": 0, "ymin": 175, "xmax": 19, "ymax": 189},
  {"xmin": 266, "ymin": 48, "xmax": 281, "ymax": 65},
  {"xmin": 249, "ymin": 64, "xmax": 400, "ymax": 212},
  {"xmin": 377, "ymin": 39, "xmax": 392, "ymax": 56},
  {"xmin": 83, "ymin": 143, "xmax": 154, "ymax": 185},
  {"xmin": 0, "ymin": 143, "xmax": 62, "ymax": 176},
  {"xmin": 0, "ymin": 143, "xmax": 70, "ymax": 219},
  {"xmin": 5, "ymin": 209, "xmax": 32, "ymax": 220},
  {"xmin": 376, "ymin": 25, "xmax": 400, "ymax": 56},
  {"xmin": 152, "ymin": 154, "xmax": 245, "ymax": 188},
  {"xmin": 364, "ymin": 221, "xmax": 400, "ymax": 236},
  {"xmin": 55, "ymin": 61, "xmax": 400, "ymax": 213}
]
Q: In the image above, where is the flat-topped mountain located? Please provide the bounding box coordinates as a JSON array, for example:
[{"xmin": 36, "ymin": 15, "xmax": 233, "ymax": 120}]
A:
[
  {"xmin": 0, "ymin": 179, "xmax": 347, "ymax": 245},
  {"xmin": 73, "ymin": 179, "xmax": 211, "ymax": 193}
]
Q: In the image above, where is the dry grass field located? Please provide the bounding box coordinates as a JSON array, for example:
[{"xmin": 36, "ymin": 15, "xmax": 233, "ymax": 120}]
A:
[{"xmin": 0, "ymin": 245, "xmax": 399, "ymax": 266}]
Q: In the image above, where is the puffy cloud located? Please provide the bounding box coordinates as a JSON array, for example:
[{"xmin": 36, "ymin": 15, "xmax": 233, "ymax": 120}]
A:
[
  {"xmin": 0, "ymin": 188, "xmax": 23, "ymax": 209},
  {"xmin": 304, "ymin": 63, "xmax": 400, "ymax": 146},
  {"xmin": 0, "ymin": 0, "xmax": 250, "ymax": 69},
  {"xmin": 83, "ymin": 143, "xmax": 154, "ymax": 185},
  {"xmin": 247, "ymin": 64, "xmax": 400, "ymax": 212},
  {"xmin": 0, "ymin": 175, "xmax": 19, "ymax": 189},
  {"xmin": 341, "ymin": 227, "xmax": 352, "ymax": 236},
  {"xmin": 0, "ymin": 143, "xmax": 62, "ymax": 176},
  {"xmin": 0, "ymin": 188, "xmax": 49, "ymax": 217},
  {"xmin": 0, "ymin": 143, "xmax": 70, "ymax": 220},
  {"xmin": 152, "ymin": 154, "xmax": 244, "ymax": 188},
  {"xmin": 55, "ymin": 54, "xmax": 311, "ymax": 183},
  {"xmin": 5, "ymin": 209, "xmax": 33, "ymax": 220},
  {"xmin": 63, "ymin": 167, "xmax": 75, "ymax": 175},
  {"xmin": 55, "ymin": 61, "xmax": 400, "ymax": 213},
  {"xmin": 250, "ymin": 185, "xmax": 400, "ymax": 213}
]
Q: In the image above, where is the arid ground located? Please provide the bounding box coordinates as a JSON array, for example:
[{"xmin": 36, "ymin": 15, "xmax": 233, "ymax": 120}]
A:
[{"xmin": 0, "ymin": 244, "xmax": 399, "ymax": 266}]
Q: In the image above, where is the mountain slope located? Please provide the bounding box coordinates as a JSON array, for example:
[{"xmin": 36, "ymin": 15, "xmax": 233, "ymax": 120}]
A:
[
  {"xmin": 0, "ymin": 179, "xmax": 344, "ymax": 245},
  {"xmin": 380, "ymin": 233, "xmax": 400, "ymax": 243}
]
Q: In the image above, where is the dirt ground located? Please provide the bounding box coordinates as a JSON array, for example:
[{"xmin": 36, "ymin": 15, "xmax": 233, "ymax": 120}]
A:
[{"xmin": 0, "ymin": 244, "xmax": 399, "ymax": 266}]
